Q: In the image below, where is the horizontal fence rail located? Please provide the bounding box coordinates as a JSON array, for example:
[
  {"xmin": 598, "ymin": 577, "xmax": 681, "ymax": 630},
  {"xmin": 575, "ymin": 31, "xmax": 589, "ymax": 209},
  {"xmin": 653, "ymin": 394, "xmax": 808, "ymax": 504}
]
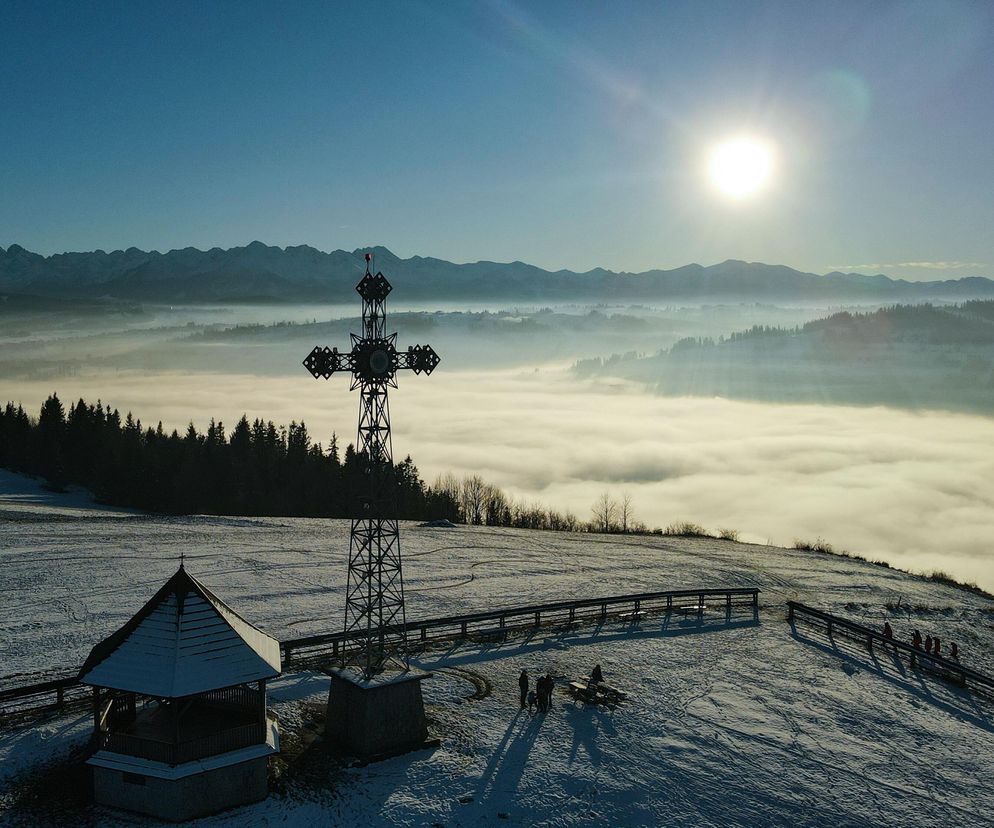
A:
[
  {"xmin": 1, "ymin": 586, "xmax": 759, "ymax": 719},
  {"xmin": 787, "ymin": 600, "xmax": 994, "ymax": 696}
]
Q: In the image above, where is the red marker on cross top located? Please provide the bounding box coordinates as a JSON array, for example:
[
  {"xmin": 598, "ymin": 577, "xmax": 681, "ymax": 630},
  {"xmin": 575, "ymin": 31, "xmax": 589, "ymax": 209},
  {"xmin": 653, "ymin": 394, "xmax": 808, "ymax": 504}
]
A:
[{"xmin": 365, "ymin": 253, "xmax": 372, "ymax": 262}]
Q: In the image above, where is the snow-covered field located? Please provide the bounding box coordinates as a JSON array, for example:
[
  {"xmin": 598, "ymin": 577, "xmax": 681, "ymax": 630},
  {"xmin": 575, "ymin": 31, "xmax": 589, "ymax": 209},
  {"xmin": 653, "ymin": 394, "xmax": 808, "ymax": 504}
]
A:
[{"xmin": 2, "ymin": 471, "xmax": 993, "ymax": 827}]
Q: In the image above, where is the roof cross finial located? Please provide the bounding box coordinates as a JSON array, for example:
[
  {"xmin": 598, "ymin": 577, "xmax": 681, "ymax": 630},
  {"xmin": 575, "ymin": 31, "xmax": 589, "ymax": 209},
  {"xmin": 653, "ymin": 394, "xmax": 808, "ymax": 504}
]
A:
[{"xmin": 180, "ymin": 550, "xmax": 185, "ymax": 570}]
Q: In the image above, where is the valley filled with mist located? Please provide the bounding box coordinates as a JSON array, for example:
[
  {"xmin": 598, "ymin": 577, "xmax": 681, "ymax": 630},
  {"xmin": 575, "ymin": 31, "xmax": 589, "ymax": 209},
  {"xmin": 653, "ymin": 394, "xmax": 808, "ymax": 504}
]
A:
[{"xmin": 3, "ymin": 279, "xmax": 994, "ymax": 592}]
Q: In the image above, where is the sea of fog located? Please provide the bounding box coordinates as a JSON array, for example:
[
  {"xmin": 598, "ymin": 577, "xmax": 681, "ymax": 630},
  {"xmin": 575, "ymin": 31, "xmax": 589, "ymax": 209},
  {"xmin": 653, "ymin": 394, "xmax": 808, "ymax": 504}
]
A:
[{"xmin": 5, "ymin": 364, "xmax": 994, "ymax": 593}]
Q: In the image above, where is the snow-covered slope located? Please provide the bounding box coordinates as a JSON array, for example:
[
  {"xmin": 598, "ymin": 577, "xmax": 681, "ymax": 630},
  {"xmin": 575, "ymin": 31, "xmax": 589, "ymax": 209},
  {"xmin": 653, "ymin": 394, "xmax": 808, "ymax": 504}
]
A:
[{"xmin": 1, "ymin": 477, "xmax": 992, "ymax": 826}]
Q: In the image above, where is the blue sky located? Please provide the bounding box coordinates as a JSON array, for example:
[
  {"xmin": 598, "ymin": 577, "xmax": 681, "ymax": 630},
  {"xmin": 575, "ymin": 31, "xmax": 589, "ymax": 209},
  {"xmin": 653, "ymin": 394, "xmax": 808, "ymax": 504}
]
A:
[{"xmin": 1, "ymin": 0, "xmax": 991, "ymax": 278}]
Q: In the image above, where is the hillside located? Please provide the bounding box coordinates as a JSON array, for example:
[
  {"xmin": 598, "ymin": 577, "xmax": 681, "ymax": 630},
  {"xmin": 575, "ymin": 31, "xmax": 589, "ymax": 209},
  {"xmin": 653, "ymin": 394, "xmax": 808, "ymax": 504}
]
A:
[
  {"xmin": 1, "ymin": 476, "xmax": 992, "ymax": 826},
  {"xmin": 576, "ymin": 301, "xmax": 994, "ymax": 414},
  {"xmin": 3, "ymin": 242, "xmax": 994, "ymax": 304}
]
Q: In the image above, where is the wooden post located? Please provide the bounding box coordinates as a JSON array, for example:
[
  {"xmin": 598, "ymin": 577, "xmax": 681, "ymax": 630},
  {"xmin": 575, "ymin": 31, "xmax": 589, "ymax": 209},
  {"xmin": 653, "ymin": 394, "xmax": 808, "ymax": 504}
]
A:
[
  {"xmin": 92, "ymin": 686, "xmax": 100, "ymax": 732},
  {"xmin": 534, "ymin": 611, "xmax": 540, "ymax": 628},
  {"xmin": 259, "ymin": 679, "xmax": 267, "ymax": 740},
  {"xmin": 56, "ymin": 686, "xmax": 64, "ymax": 709},
  {"xmin": 461, "ymin": 621, "xmax": 468, "ymax": 638},
  {"xmin": 752, "ymin": 590, "xmax": 758, "ymax": 608},
  {"xmin": 667, "ymin": 595, "xmax": 672, "ymax": 612},
  {"xmin": 568, "ymin": 607, "xmax": 575, "ymax": 623},
  {"xmin": 171, "ymin": 698, "xmax": 179, "ymax": 766}
]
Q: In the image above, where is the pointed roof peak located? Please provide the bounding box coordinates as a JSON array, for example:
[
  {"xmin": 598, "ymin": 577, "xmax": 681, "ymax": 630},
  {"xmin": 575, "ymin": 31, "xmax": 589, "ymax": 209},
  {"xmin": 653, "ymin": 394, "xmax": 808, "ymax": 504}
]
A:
[{"xmin": 79, "ymin": 568, "xmax": 281, "ymax": 697}]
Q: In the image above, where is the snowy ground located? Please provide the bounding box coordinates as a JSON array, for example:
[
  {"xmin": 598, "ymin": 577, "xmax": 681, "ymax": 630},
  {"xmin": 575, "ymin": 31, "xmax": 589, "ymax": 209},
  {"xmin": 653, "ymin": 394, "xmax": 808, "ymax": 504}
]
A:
[{"xmin": 1, "ymin": 472, "xmax": 993, "ymax": 826}]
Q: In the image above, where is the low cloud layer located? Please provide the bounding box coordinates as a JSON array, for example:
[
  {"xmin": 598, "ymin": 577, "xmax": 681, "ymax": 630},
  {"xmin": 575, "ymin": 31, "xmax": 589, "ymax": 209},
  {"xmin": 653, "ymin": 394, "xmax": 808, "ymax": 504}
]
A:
[
  {"xmin": 6, "ymin": 367, "xmax": 994, "ymax": 591},
  {"xmin": 834, "ymin": 261, "xmax": 987, "ymax": 272}
]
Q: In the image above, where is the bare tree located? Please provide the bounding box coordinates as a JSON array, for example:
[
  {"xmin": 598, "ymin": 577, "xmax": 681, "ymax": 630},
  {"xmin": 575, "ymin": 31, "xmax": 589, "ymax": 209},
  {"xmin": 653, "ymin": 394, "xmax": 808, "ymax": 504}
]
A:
[
  {"xmin": 620, "ymin": 493, "xmax": 633, "ymax": 533},
  {"xmin": 461, "ymin": 475, "xmax": 487, "ymax": 525},
  {"xmin": 591, "ymin": 492, "xmax": 617, "ymax": 533}
]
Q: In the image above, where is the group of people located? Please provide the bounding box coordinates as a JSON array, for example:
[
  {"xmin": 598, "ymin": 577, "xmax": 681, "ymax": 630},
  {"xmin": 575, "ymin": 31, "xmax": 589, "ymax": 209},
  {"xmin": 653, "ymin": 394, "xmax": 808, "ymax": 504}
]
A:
[
  {"xmin": 518, "ymin": 669, "xmax": 555, "ymax": 714},
  {"xmin": 883, "ymin": 621, "xmax": 960, "ymax": 660}
]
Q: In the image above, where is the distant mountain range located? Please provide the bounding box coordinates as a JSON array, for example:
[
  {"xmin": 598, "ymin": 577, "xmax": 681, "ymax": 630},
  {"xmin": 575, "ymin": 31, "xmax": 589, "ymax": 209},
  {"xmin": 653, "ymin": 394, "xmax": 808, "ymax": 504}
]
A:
[{"xmin": 2, "ymin": 242, "xmax": 993, "ymax": 304}]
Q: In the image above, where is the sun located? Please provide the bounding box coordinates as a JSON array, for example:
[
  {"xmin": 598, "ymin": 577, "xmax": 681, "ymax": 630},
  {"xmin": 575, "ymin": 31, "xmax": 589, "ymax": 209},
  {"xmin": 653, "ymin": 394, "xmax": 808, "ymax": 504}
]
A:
[{"xmin": 707, "ymin": 136, "xmax": 775, "ymax": 199}]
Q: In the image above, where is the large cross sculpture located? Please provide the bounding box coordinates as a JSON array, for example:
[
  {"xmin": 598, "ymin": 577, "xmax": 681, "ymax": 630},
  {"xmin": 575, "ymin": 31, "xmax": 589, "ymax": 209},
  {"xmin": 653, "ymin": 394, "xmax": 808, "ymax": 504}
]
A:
[{"xmin": 303, "ymin": 253, "xmax": 440, "ymax": 679}]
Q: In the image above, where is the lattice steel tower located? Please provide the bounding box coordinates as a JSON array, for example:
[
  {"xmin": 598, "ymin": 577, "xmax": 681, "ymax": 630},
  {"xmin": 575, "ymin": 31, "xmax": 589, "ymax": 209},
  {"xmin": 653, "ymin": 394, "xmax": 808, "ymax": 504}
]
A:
[{"xmin": 303, "ymin": 254, "xmax": 439, "ymax": 679}]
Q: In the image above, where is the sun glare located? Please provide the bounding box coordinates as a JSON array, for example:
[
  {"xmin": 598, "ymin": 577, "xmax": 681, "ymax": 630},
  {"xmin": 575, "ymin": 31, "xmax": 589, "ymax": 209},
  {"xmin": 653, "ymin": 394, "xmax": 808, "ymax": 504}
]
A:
[{"xmin": 707, "ymin": 137, "xmax": 775, "ymax": 199}]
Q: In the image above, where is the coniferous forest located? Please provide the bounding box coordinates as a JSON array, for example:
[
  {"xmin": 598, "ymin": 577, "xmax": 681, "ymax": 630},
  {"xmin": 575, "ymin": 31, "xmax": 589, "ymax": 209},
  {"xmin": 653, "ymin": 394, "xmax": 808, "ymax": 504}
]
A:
[
  {"xmin": 0, "ymin": 394, "xmax": 593, "ymax": 530},
  {"xmin": 0, "ymin": 394, "xmax": 460, "ymax": 520}
]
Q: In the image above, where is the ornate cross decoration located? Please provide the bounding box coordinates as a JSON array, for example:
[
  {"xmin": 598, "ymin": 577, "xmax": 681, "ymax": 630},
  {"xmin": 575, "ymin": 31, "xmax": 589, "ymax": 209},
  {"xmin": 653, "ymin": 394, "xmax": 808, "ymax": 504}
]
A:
[{"xmin": 303, "ymin": 253, "xmax": 439, "ymax": 678}]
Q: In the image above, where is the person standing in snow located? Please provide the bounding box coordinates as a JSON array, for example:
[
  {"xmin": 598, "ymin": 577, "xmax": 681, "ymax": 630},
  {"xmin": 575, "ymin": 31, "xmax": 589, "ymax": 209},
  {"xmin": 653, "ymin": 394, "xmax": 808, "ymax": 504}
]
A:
[
  {"xmin": 883, "ymin": 622, "xmax": 893, "ymax": 641},
  {"xmin": 519, "ymin": 670, "xmax": 529, "ymax": 708},
  {"xmin": 590, "ymin": 664, "xmax": 604, "ymax": 686},
  {"xmin": 924, "ymin": 635, "xmax": 933, "ymax": 653},
  {"xmin": 951, "ymin": 642, "xmax": 959, "ymax": 660},
  {"xmin": 543, "ymin": 672, "xmax": 554, "ymax": 712},
  {"xmin": 527, "ymin": 689, "xmax": 538, "ymax": 714},
  {"xmin": 912, "ymin": 630, "xmax": 922, "ymax": 649},
  {"xmin": 933, "ymin": 637, "xmax": 941, "ymax": 656}
]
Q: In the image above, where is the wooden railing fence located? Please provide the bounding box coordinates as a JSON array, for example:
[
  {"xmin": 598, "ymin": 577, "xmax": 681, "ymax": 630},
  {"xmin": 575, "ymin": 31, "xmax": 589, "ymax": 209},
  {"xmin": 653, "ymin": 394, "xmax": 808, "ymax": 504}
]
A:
[
  {"xmin": 787, "ymin": 600, "xmax": 994, "ymax": 696},
  {"xmin": 1, "ymin": 586, "xmax": 759, "ymax": 719}
]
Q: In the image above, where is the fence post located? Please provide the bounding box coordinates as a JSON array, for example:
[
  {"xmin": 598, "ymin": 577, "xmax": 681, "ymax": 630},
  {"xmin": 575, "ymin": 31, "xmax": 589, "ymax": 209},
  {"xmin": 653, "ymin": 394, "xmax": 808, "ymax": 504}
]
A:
[
  {"xmin": 569, "ymin": 607, "xmax": 575, "ymax": 623},
  {"xmin": 461, "ymin": 621, "xmax": 468, "ymax": 638},
  {"xmin": 534, "ymin": 611, "xmax": 540, "ymax": 628},
  {"xmin": 752, "ymin": 590, "xmax": 758, "ymax": 608}
]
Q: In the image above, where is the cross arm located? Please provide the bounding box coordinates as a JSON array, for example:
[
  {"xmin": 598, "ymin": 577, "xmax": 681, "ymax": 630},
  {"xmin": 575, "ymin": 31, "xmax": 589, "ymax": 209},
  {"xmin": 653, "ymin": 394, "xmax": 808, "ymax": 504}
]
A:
[
  {"xmin": 303, "ymin": 346, "xmax": 355, "ymax": 380},
  {"xmin": 303, "ymin": 343, "xmax": 440, "ymax": 380},
  {"xmin": 396, "ymin": 344, "xmax": 441, "ymax": 375}
]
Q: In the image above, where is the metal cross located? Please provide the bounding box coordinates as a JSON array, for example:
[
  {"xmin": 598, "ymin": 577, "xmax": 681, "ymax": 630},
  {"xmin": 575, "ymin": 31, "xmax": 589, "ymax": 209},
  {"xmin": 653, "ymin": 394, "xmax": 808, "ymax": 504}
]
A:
[{"xmin": 303, "ymin": 254, "xmax": 439, "ymax": 679}]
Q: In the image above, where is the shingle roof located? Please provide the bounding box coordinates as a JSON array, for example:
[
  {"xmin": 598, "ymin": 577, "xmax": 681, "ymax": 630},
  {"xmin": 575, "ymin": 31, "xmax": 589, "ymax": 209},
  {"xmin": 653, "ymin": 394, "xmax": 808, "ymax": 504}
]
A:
[{"xmin": 78, "ymin": 566, "xmax": 281, "ymax": 697}]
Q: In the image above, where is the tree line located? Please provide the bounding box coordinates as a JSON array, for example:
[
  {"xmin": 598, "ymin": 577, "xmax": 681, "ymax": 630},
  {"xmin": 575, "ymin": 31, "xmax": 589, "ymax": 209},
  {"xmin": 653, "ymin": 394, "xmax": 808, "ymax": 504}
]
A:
[
  {"xmin": 1, "ymin": 394, "xmax": 721, "ymax": 537},
  {"xmin": 0, "ymin": 394, "xmax": 457, "ymax": 519}
]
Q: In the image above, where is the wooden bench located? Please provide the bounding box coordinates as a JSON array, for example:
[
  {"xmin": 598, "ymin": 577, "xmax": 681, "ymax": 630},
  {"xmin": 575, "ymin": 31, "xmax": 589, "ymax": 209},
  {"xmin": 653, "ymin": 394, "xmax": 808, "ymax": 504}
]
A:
[{"xmin": 567, "ymin": 679, "xmax": 627, "ymax": 705}]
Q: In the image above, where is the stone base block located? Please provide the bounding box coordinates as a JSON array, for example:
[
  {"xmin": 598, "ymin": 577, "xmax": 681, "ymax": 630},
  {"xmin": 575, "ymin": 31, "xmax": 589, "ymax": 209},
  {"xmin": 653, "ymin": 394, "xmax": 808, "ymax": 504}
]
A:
[
  {"xmin": 325, "ymin": 667, "xmax": 431, "ymax": 758},
  {"xmin": 92, "ymin": 755, "xmax": 269, "ymax": 822}
]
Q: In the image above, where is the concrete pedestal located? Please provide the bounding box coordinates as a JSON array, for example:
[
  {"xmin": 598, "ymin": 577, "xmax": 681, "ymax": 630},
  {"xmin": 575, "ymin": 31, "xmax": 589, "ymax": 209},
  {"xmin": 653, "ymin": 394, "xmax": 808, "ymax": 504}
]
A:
[{"xmin": 325, "ymin": 667, "xmax": 432, "ymax": 758}]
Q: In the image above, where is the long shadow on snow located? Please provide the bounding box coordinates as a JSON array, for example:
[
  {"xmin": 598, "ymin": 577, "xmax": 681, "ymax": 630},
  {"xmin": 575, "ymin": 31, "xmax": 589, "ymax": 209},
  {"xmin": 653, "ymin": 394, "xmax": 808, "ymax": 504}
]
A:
[
  {"xmin": 789, "ymin": 623, "xmax": 993, "ymax": 732},
  {"xmin": 474, "ymin": 708, "xmax": 544, "ymax": 805}
]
